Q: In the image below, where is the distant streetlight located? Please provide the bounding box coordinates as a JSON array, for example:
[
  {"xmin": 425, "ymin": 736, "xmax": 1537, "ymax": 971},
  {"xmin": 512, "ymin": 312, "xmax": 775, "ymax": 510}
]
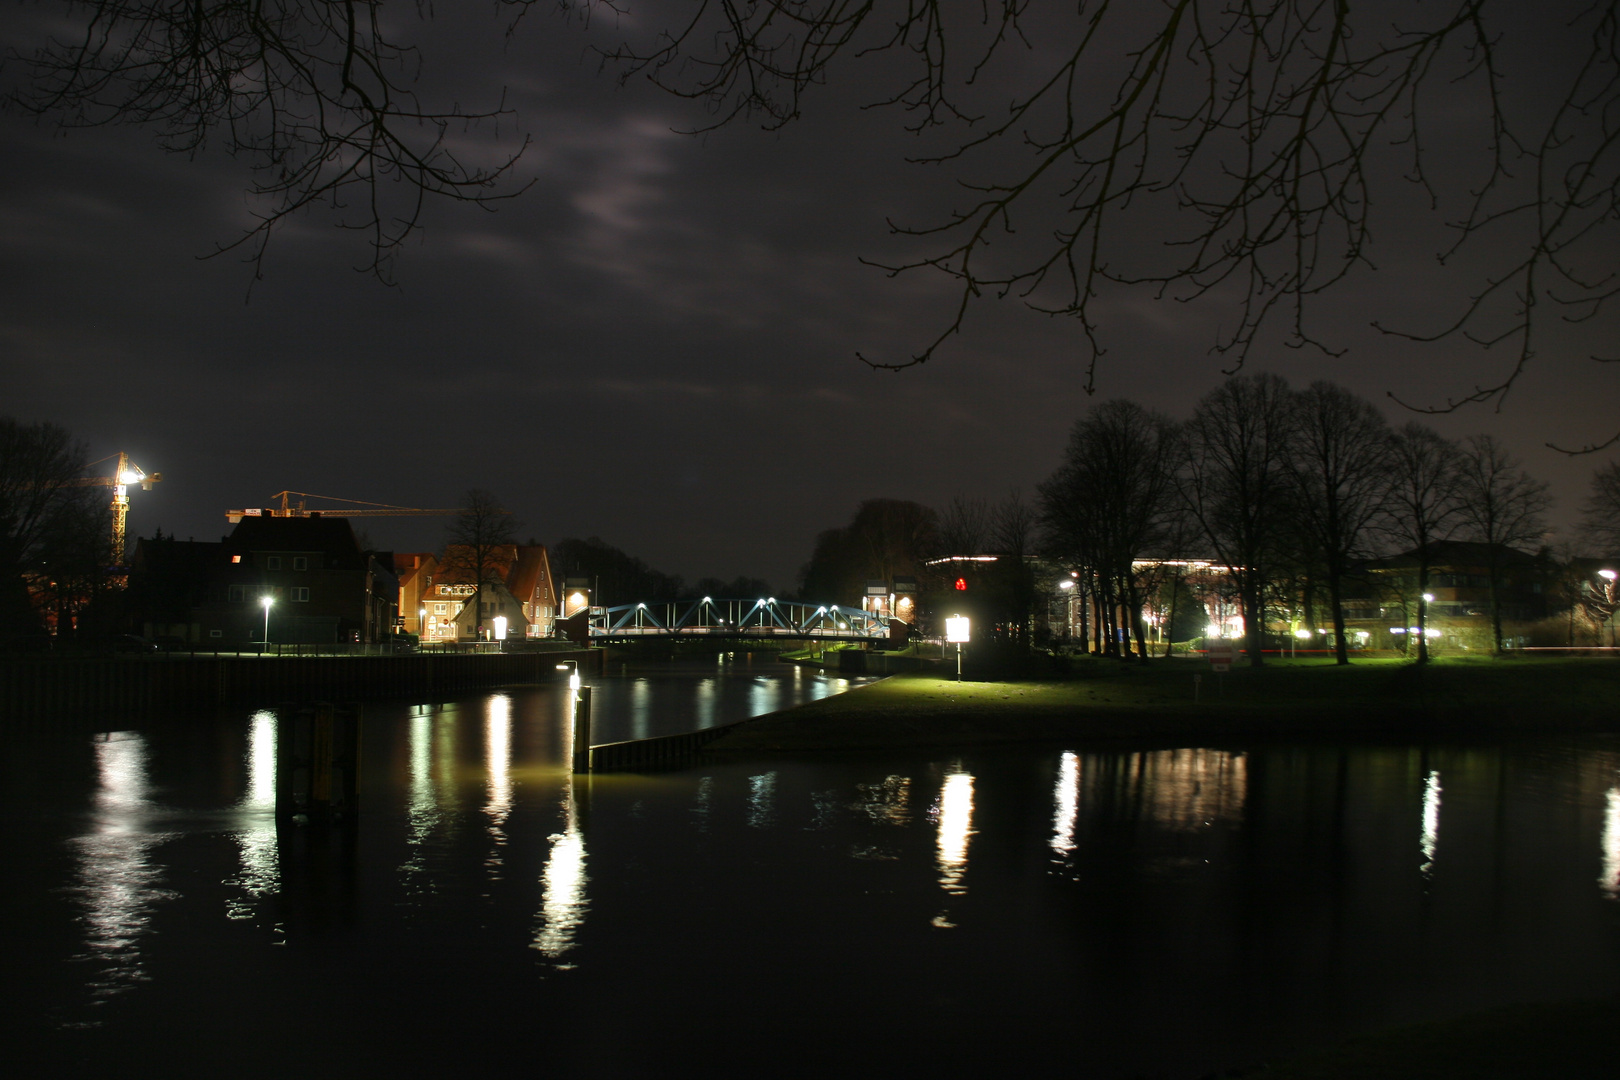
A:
[{"xmin": 260, "ymin": 595, "xmax": 274, "ymax": 655}]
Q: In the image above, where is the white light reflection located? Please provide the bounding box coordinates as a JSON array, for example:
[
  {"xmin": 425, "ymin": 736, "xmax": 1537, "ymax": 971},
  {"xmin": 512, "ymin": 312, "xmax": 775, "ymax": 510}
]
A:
[
  {"xmin": 694, "ymin": 678, "xmax": 717, "ymax": 730},
  {"xmin": 934, "ymin": 770, "xmax": 976, "ymax": 916},
  {"xmin": 69, "ymin": 732, "xmax": 177, "ymax": 1004},
  {"xmin": 747, "ymin": 772, "xmax": 778, "ymax": 828},
  {"xmin": 748, "ymin": 678, "xmax": 778, "ymax": 720},
  {"xmin": 1600, "ymin": 784, "xmax": 1620, "ymax": 901},
  {"xmin": 400, "ymin": 710, "xmax": 440, "ymax": 884},
  {"xmin": 630, "ymin": 679, "xmax": 651, "ymax": 740},
  {"xmin": 225, "ymin": 711, "xmax": 280, "ymax": 921},
  {"xmin": 1420, "ymin": 770, "xmax": 1442, "ymax": 877},
  {"xmin": 532, "ymin": 786, "xmax": 589, "ymax": 963},
  {"xmin": 1051, "ymin": 752, "xmax": 1079, "ymax": 857},
  {"xmin": 485, "ymin": 695, "xmax": 513, "ymax": 875}
]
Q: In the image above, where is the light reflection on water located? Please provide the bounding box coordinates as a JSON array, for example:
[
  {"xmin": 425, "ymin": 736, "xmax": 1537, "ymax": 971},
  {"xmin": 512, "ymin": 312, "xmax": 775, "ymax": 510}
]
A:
[
  {"xmin": 532, "ymin": 783, "xmax": 588, "ymax": 963},
  {"xmin": 1602, "ymin": 781, "xmax": 1620, "ymax": 900},
  {"xmin": 224, "ymin": 711, "xmax": 279, "ymax": 922},
  {"xmin": 68, "ymin": 732, "xmax": 177, "ymax": 1007},
  {"xmin": 1421, "ymin": 769, "xmax": 1443, "ymax": 879},
  {"xmin": 18, "ymin": 682, "xmax": 1620, "ymax": 1076},
  {"xmin": 484, "ymin": 695, "xmax": 513, "ymax": 876}
]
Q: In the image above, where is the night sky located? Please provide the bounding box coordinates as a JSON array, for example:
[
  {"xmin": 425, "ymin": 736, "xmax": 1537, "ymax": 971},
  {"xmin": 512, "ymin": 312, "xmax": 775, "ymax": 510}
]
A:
[{"xmin": 4, "ymin": 4, "xmax": 1615, "ymax": 593}]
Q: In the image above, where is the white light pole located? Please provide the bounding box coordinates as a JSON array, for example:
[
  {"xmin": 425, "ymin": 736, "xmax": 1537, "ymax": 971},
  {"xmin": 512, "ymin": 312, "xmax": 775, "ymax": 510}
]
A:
[
  {"xmin": 946, "ymin": 615, "xmax": 970, "ymax": 682},
  {"xmin": 260, "ymin": 595, "xmax": 274, "ymax": 655}
]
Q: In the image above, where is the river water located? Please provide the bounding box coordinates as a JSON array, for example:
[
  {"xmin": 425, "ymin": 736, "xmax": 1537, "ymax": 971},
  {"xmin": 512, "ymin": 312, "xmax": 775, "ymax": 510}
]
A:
[{"xmin": 4, "ymin": 660, "xmax": 1619, "ymax": 1078}]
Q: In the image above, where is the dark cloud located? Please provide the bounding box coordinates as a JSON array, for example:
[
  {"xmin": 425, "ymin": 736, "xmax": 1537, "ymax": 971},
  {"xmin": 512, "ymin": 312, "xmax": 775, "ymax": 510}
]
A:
[{"xmin": 3, "ymin": 4, "xmax": 1615, "ymax": 592}]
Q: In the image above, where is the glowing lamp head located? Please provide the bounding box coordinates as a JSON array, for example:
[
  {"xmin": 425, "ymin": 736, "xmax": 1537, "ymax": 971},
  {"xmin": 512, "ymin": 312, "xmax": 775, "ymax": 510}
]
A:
[
  {"xmin": 119, "ymin": 469, "xmax": 143, "ymax": 485},
  {"xmin": 260, "ymin": 595, "xmax": 274, "ymax": 611},
  {"xmin": 1600, "ymin": 569, "xmax": 1617, "ymax": 581},
  {"xmin": 945, "ymin": 615, "xmax": 970, "ymax": 643}
]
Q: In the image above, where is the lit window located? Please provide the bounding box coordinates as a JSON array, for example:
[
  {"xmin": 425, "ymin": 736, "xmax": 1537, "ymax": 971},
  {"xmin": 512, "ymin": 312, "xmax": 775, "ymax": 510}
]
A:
[
  {"xmin": 231, "ymin": 555, "xmax": 241, "ymax": 564},
  {"xmin": 292, "ymin": 587, "xmax": 310, "ymax": 602}
]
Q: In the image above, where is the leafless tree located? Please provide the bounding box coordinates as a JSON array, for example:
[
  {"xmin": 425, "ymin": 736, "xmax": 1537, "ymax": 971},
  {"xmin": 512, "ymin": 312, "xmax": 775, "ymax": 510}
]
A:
[
  {"xmin": 600, "ymin": 2, "xmax": 1620, "ymax": 450},
  {"xmin": 1581, "ymin": 461, "xmax": 1620, "ymax": 554},
  {"xmin": 0, "ymin": 418, "xmax": 94, "ymax": 639},
  {"xmin": 1380, "ymin": 423, "xmax": 1465, "ymax": 662},
  {"xmin": 1285, "ymin": 382, "xmax": 1391, "ymax": 665},
  {"xmin": 1454, "ymin": 434, "xmax": 1552, "ymax": 652},
  {"xmin": 934, "ymin": 494, "xmax": 991, "ymax": 557},
  {"xmin": 443, "ymin": 488, "xmax": 518, "ymax": 640},
  {"xmin": 1179, "ymin": 373, "xmax": 1295, "ymax": 666},
  {"xmin": 11, "ymin": 1, "xmax": 535, "ymax": 282},
  {"xmin": 16, "ymin": 4, "xmax": 1619, "ymax": 450},
  {"xmin": 1040, "ymin": 400, "xmax": 1179, "ymax": 659}
]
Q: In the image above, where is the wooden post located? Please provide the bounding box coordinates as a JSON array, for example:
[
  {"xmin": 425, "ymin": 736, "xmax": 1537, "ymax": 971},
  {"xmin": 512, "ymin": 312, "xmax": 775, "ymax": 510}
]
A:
[{"xmin": 571, "ymin": 686, "xmax": 593, "ymax": 773}]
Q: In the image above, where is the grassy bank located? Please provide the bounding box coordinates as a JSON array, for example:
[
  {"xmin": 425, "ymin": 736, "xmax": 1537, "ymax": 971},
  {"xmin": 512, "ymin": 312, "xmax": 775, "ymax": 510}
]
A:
[
  {"xmin": 1245, "ymin": 999, "xmax": 1620, "ymax": 1079},
  {"xmin": 706, "ymin": 655, "xmax": 1620, "ymax": 752}
]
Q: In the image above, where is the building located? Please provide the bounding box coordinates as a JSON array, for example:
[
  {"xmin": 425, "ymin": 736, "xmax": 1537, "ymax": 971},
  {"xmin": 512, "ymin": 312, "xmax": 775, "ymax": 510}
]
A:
[
  {"xmin": 422, "ymin": 543, "xmax": 558, "ymax": 641},
  {"xmin": 130, "ymin": 515, "xmax": 399, "ymax": 645}
]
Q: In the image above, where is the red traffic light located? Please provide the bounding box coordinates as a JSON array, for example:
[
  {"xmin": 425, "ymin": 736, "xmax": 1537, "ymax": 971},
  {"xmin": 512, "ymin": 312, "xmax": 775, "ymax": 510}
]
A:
[{"xmin": 954, "ymin": 577, "xmax": 967, "ymax": 591}]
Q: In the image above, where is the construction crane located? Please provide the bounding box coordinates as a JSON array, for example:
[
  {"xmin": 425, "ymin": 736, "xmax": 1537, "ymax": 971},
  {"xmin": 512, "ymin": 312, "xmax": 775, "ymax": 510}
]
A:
[
  {"xmin": 78, "ymin": 452, "xmax": 162, "ymax": 565},
  {"xmin": 226, "ymin": 491, "xmax": 461, "ymax": 523}
]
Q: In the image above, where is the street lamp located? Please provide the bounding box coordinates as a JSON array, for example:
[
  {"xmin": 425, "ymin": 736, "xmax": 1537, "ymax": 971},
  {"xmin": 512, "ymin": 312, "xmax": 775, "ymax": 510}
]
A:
[
  {"xmin": 260, "ymin": 595, "xmax": 274, "ymax": 655},
  {"xmin": 946, "ymin": 615, "xmax": 970, "ymax": 682}
]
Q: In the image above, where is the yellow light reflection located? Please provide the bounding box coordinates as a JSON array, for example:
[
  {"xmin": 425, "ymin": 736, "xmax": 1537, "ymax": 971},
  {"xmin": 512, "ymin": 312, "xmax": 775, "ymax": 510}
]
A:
[
  {"xmin": 485, "ymin": 695, "xmax": 513, "ymax": 874},
  {"xmin": 533, "ymin": 787, "xmax": 589, "ymax": 962},
  {"xmin": 1420, "ymin": 770, "xmax": 1442, "ymax": 877},
  {"xmin": 1051, "ymin": 752, "xmax": 1079, "ymax": 857},
  {"xmin": 935, "ymin": 770, "xmax": 975, "ymax": 898},
  {"xmin": 71, "ymin": 732, "xmax": 174, "ymax": 1002},
  {"xmin": 225, "ymin": 711, "xmax": 280, "ymax": 921},
  {"xmin": 852, "ymin": 775, "xmax": 911, "ymax": 826},
  {"xmin": 1600, "ymin": 783, "xmax": 1620, "ymax": 901}
]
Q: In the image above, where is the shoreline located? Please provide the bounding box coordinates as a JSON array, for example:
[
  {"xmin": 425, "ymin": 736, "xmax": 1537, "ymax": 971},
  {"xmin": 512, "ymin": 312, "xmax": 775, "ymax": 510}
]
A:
[{"xmin": 705, "ymin": 656, "xmax": 1620, "ymax": 753}]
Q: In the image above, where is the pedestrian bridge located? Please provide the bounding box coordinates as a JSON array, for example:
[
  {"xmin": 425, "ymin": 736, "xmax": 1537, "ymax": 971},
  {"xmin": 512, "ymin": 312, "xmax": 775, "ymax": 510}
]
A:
[{"xmin": 581, "ymin": 597, "xmax": 897, "ymax": 642}]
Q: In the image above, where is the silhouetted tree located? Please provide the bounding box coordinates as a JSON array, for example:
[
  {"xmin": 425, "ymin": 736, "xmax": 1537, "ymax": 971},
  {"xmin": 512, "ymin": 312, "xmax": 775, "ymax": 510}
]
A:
[
  {"xmin": 551, "ymin": 536, "xmax": 685, "ymax": 606},
  {"xmin": 1581, "ymin": 461, "xmax": 1620, "ymax": 554},
  {"xmin": 0, "ymin": 418, "xmax": 95, "ymax": 643},
  {"xmin": 16, "ymin": 4, "xmax": 1619, "ymax": 450},
  {"xmin": 1041, "ymin": 401, "xmax": 1179, "ymax": 660},
  {"xmin": 1380, "ymin": 424, "xmax": 1465, "ymax": 663},
  {"xmin": 1179, "ymin": 373, "xmax": 1295, "ymax": 666},
  {"xmin": 443, "ymin": 489, "xmax": 518, "ymax": 639},
  {"xmin": 1455, "ymin": 435, "xmax": 1552, "ymax": 653},
  {"xmin": 1285, "ymin": 383, "xmax": 1391, "ymax": 665},
  {"xmin": 796, "ymin": 499, "xmax": 937, "ymax": 605}
]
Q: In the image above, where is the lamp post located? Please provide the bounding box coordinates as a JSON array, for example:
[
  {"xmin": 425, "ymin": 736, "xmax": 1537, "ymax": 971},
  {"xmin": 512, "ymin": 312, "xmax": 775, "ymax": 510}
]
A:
[
  {"xmin": 260, "ymin": 595, "xmax": 274, "ymax": 655},
  {"xmin": 946, "ymin": 615, "xmax": 970, "ymax": 682}
]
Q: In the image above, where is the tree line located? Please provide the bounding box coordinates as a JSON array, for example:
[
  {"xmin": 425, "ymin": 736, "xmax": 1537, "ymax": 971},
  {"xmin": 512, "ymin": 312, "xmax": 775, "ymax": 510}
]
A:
[
  {"xmin": 791, "ymin": 379, "xmax": 1619, "ymax": 666},
  {"xmin": 1039, "ymin": 378, "xmax": 1618, "ymax": 665}
]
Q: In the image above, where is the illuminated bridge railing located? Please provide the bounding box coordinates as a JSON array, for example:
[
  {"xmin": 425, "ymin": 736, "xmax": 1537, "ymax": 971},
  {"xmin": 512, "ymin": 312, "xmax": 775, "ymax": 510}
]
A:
[{"xmin": 588, "ymin": 598, "xmax": 891, "ymax": 640}]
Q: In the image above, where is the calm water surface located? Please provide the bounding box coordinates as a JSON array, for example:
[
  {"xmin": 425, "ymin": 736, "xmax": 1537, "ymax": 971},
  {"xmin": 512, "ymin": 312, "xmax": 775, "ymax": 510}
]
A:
[{"xmin": 4, "ymin": 662, "xmax": 1619, "ymax": 1077}]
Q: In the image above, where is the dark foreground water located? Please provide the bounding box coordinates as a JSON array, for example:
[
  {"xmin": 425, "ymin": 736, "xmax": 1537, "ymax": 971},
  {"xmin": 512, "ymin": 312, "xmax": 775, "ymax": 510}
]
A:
[{"xmin": 4, "ymin": 662, "xmax": 1619, "ymax": 1078}]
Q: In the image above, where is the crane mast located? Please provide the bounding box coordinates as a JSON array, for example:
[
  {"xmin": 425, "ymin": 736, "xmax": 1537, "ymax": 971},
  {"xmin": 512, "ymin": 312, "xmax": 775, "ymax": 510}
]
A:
[{"xmin": 78, "ymin": 452, "xmax": 161, "ymax": 566}]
